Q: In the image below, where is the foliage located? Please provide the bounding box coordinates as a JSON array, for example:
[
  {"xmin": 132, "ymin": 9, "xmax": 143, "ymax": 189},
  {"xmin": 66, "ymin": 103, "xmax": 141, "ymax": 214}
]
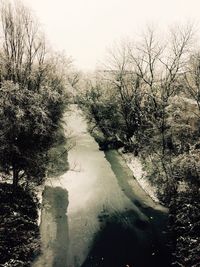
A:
[
  {"xmin": 0, "ymin": 183, "xmax": 40, "ymax": 267},
  {"xmin": 0, "ymin": 82, "xmax": 48, "ymax": 184},
  {"xmin": 0, "ymin": 0, "xmax": 69, "ymax": 187},
  {"xmin": 169, "ymin": 190, "xmax": 200, "ymax": 267}
]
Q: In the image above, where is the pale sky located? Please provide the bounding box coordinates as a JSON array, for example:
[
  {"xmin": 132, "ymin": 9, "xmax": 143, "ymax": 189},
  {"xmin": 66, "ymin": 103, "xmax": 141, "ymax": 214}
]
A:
[{"xmin": 23, "ymin": 0, "xmax": 200, "ymax": 70}]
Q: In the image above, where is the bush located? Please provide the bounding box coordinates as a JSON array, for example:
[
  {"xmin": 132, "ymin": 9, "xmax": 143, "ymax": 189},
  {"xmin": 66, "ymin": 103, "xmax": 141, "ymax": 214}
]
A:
[{"xmin": 0, "ymin": 183, "xmax": 40, "ymax": 267}]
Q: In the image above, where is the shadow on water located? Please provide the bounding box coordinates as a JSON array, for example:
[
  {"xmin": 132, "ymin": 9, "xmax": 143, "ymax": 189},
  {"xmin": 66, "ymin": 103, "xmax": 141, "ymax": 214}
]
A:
[
  {"xmin": 33, "ymin": 186, "xmax": 69, "ymax": 267},
  {"xmin": 107, "ymin": 151, "xmax": 173, "ymax": 261},
  {"xmin": 80, "ymin": 150, "xmax": 173, "ymax": 267},
  {"xmin": 82, "ymin": 209, "xmax": 171, "ymax": 267}
]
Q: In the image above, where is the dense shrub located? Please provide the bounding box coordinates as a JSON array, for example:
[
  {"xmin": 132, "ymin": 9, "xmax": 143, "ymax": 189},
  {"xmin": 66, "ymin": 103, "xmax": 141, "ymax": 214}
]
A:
[{"xmin": 0, "ymin": 183, "xmax": 40, "ymax": 267}]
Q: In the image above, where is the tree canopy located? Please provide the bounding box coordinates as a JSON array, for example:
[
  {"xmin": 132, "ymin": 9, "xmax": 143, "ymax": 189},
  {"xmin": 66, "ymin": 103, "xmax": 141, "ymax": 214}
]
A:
[{"xmin": 0, "ymin": 0, "xmax": 70, "ymax": 188}]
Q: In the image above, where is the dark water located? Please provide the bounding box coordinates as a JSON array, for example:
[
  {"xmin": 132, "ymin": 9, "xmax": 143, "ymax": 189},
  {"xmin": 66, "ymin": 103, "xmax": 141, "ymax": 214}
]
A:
[
  {"xmin": 33, "ymin": 187, "xmax": 69, "ymax": 267},
  {"xmin": 81, "ymin": 151, "xmax": 171, "ymax": 267},
  {"xmin": 82, "ymin": 151, "xmax": 170, "ymax": 267},
  {"xmin": 33, "ymin": 106, "xmax": 172, "ymax": 267}
]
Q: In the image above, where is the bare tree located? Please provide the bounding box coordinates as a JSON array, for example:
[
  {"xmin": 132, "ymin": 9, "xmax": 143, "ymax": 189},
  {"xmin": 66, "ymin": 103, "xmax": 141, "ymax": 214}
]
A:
[
  {"xmin": 184, "ymin": 52, "xmax": 200, "ymax": 111},
  {"xmin": 0, "ymin": 0, "xmax": 47, "ymax": 88},
  {"xmin": 101, "ymin": 41, "xmax": 144, "ymax": 143},
  {"xmin": 128, "ymin": 25, "xmax": 193, "ymax": 153}
]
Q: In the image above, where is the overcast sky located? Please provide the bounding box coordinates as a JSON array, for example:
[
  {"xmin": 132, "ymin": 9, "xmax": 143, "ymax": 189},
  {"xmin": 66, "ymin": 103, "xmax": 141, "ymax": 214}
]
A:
[{"xmin": 23, "ymin": 0, "xmax": 200, "ymax": 70}]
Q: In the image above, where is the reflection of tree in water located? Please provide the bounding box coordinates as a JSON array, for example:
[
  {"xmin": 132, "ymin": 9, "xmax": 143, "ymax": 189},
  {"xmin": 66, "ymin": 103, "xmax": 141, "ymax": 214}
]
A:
[
  {"xmin": 82, "ymin": 209, "xmax": 171, "ymax": 267},
  {"xmin": 42, "ymin": 186, "xmax": 69, "ymax": 267},
  {"xmin": 47, "ymin": 127, "xmax": 71, "ymax": 178}
]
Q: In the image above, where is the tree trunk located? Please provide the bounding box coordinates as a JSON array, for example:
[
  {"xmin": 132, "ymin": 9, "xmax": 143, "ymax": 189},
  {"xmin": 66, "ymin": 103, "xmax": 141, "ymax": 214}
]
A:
[{"xmin": 13, "ymin": 167, "xmax": 19, "ymax": 189}]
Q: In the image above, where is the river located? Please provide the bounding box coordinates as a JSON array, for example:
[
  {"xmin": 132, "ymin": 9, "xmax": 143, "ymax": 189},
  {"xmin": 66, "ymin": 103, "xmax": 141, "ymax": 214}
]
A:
[{"xmin": 32, "ymin": 105, "xmax": 172, "ymax": 267}]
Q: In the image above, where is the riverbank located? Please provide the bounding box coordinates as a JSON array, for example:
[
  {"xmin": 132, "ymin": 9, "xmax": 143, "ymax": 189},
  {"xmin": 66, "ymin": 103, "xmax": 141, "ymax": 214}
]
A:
[
  {"xmin": 87, "ymin": 120, "xmax": 160, "ymax": 205},
  {"xmin": 35, "ymin": 184, "xmax": 45, "ymax": 226},
  {"xmin": 118, "ymin": 149, "xmax": 159, "ymax": 203},
  {"xmin": 0, "ymin": 183, "xmax": 40, "ymax": 267}
]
